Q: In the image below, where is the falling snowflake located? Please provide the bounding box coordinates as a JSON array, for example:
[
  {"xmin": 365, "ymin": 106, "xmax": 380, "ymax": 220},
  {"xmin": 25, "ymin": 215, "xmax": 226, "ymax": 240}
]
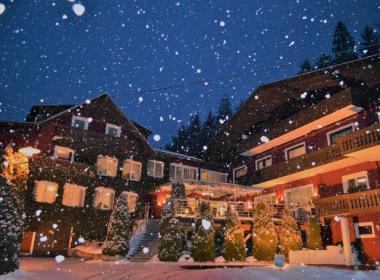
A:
[
  {"xmin": 288, "ymin": 41, "xmax": 295, "ymax": 47},
  {"xmin": 153, "ymin": 134, "xmax": 161, "ymax": 142},
  {"xmin": 202, "ymin": 145, "xmax": 208, "ymax": 150},
  {"xmin": 300, "ymin": 92, "xmax": 308, "ymax": 99},
  {"xmin": 260, "ymin": 136, "xmax": 269, "ymax": 143},
  {"xmin": 55, "ymin": 255, "xmax": 65, "ymax": 263},
  {"xmin": 36, "ymin": 210, "xmax": 42, "ymax": 217},
  {"xmin": 39, "ymin": 236, "xmax": 48, "ymax": 242},
  {"xmin": 219, "ymin": 21, "xmax": 226, "ymax": 27},
  {"xmin": 0, "ymin": 3, "xmax": 5, "ymax": 15},
  {"xmin": 138, "ymin": 96, "xmax": 143, "ymax": 103},
  {"xmin": 201, "ymin": 219, "xmax": 211, "ymax": 230},
  {"xmin": 72, "ymin": 3, "xmax": 85, "ymax": 16},
  {"xmin": 334, "ymin": 216, "xmax": 340, "ymax": 222},
  {"xmin": 143, "ymin": 247, "xmax": 149, "ymax": 254}
]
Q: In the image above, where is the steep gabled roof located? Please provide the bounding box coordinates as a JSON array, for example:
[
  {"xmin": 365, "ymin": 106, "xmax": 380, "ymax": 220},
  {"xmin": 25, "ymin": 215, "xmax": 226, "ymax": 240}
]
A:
[{"xmin": 26, "ymin": 105, "xmax": 74, "ymax": 122}]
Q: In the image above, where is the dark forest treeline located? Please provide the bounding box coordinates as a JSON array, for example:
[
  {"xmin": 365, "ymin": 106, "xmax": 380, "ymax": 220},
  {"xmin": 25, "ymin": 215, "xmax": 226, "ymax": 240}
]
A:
[{"xmin": 298, "ymin": 21, "xmax": 379, "ymax": 73}]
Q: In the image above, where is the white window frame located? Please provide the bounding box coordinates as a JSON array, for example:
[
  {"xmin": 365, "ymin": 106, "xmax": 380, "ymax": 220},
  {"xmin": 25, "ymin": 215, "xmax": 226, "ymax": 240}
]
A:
[
  {"xmin": 354, "ymin": 222, "xmax": 375, "ymax": 238},
  {"xmin": 62, "ymin": 183, "xmax": 87, "ymax": 207},
  {"xmin": 93, "ymin": 187, "xmax": 115, "ymax": 210},
  {"xmin": 71, "ymin": 115, "xmax": 89, "ymax": 130},
  {"xmin": 33, "ymin": 180, "xmax": 58, "ymax": 204},
  {"xmin": 122, "ymin": 159, "xmax": 142, "ymax": 181},
  {"xmin": 147, "ymin": 160, "xmax": 164, "ymax": 178},
  {"xmin": 254, "ymin": 193, "xmax": 277, "ymax": 205},
  {"xmin": 105, "ymin": 123, "xmax": 122, "ymax": 137},
  {"xmin": 255, "ymin": 155, "xmax": 272, "ymax": 170},
  {"xmin": 342, "ymin": 171, "xmax": 369, "ymax": 193},
  {"xmin": 169, "ymin": 163, "xmax": 198, "ymax": 182},
  {"xmin": 284, "ymin": 184, "xmax": 314, "ymax": 209},
  {"xmin": 200, "ymin": 169, "xmax": 228, "ymax": 183},
  {"xmin": 233, "ymin": 165, "xmax": 247, "ymax": 183},
  {"xmin": 327, "ymin": 123, "xmax": 355, "ymax": 146},
  {"xmin": 53, "ymin": 145, "xmax": 75, "ymax": 161},
  {"xmin": 97, "ymin": 155, "xmax": 118, "ymax": 177},
  {"xmin": 284, "ymin": 142, "xmax": 306, "ymax": 161}
]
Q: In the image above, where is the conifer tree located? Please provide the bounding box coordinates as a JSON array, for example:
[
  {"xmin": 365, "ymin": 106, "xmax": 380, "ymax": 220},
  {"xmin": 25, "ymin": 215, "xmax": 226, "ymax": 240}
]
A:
[
  {"xmin": 158, "ymin": 201, "xmax": 183, "ymax": 261},
  {"xmin": 187, "ymin": 113, "xmax": 202, "ymax": 155},
  {"xmin": 314, "ymin": 53, "xmax": 333, "ymax": 69},
  {"xmin": 278, "ymin": 209, "xmax": 302, "ymax": 257},
  {"xmin": 191, "ymin": 202, "xmax": 215, "ymax": 261},
  {"xmin": 298, "ymin": 59, "xmax": 313, "ymax": 74},
  {"xmin": 216, "ymin": 96, "xmax": 233, "ymax": 129},
  {"xmin": 332, "ymin": 21, "xmax": 358, "ymax": 64},
  {"xmin": 200, "ymin": 111, "xmax": 217, "ymax": 151},
  {"xmin": 360, "ymin": 25, "xmax": 380, "ymax": 57},
  {"xmin": 102, "ymin": 192, "xmax": 131, "ymax": 257},
  {"xmin": 0, "ymin": 154, "xmax": 23, "ymax": 275},
  {"xmin": 222, "ymin": 207, "xmax": 246, "ymax": 261},
  {"xmin": 306, "ymin": 217, "xmax": 323, "ymax": 250},
  {"xmin": 252, "ymin": 202, "xmax": 278, "ymax": 261}
]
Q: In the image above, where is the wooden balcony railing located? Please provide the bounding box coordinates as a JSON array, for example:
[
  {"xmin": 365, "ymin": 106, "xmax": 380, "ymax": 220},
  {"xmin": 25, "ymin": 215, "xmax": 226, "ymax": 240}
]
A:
[
  {"xmin": 313, "ymin": 188, "xmax": 380, "ymax": 217},
  {"xmin": 240, "ymin": 124, "xmax": 380, "ymax": 186},
  {"xmin": 240, "ymin": 88, "xmax": 366, "ymax": 153}
]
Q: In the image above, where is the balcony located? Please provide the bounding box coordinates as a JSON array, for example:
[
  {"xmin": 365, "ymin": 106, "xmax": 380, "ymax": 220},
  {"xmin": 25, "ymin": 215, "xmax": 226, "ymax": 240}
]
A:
[
  {"xmin": 53, "ymin": 125, "xmax": 144, "ymax": 162},
  {"xmin": 313, "ymin": 188, "xmax": 380, "ymax": 217},
  {"xmin": 173, "ymin": 199, "xmax": 285, "ymax": 221},
  {"xmin": 241, "ymin": 88, "xmax": 366, "ymax": 156},
  {"xmin": 239, "ymin": 124, "xmax": 380, "ymax": 187}
]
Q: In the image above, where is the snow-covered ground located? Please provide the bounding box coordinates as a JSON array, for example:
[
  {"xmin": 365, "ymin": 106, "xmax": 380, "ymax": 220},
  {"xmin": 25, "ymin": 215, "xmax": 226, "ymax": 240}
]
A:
[{"xmin": 1, "ymin": 258, "xmax": 379, "ymax": 280}]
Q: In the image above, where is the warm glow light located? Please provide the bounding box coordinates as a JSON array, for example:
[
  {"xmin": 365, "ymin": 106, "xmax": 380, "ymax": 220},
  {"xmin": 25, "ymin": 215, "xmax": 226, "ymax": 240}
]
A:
[{"xmin": 18, "ymin": 146, "xmax": 40, "ymax": 157}]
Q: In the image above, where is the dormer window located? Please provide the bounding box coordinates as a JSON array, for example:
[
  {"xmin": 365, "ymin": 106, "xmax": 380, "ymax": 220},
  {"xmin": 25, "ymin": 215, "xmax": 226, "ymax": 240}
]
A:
[
  {"xmin": 71, "ymin": 115, "xmax": 89, "ymax": 130},
  {"xmin": 105, "ymin": 123, "xmax": 121, "ymax": 137},
  {"xmin": 97, "ymin": 155, "xmax": 118, "ymax": 177}
]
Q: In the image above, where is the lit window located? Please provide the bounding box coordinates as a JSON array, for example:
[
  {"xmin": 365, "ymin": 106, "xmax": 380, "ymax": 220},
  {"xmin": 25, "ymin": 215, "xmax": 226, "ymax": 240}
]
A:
[
  {"xmin": 342, "ymin": 171, "xmax": 369, "ymax": 193},
  {"xmin": 147, "ymin": 160, "xmax": 164, "ymax": 178},
  {"xmin": 53, "ymin": 145, "xmax": 74, "ymax": 161},
  {"xmin": 105, "ymin": 123, "xmax": 121, "ymax": 137},
  {"xmin": 169, "ymin": 164, "xmax": 198, "ymax": 182},
  {"xmin": 285, "ymin": 143, "xmax": 306, "ymax": 160},
  {"xmin": 62, "ymin": 184, "xmax": 86, "ymax": 207},
  {"xmin": 34, "ymin": 181, "xmax": 58, "ymax": 204},
  {"xmin": 97, "ymin": 155, "xmax": 118, "ymax": 177},
  {"xmin": 354, "ymin": 222, "xmax": 375, "ymax": 238},
  {"xmin": 122, "ymin": 191, "xmax": 138, "ymax": 213},
  {"xmin": 327, "ymin": 124, "xmax": 354, "ymax": 145},
  {"xmin": 284, "ymin": 184, "xmax": 313, "ymax": 208},
  {"xmin": 254, "ymin": 193, "xmax": 277, "ymax": 205},
  {"xmin": 93, "ymin": 187, "xmax": 115, "ymax": 210},
  {"xmin": 123, "ymin": 160, "xmax": 142, "ymax": 181},
  {"xmin": 234, "ymin": 166, "xmax": 247, "ymax": 178},
  {"xmin": 255, "ymin": 156, "xmax": 272, "ymax": 170},
  {"xmin": 200, "ymin": 169, "xmax": 227, "ymax": 183},
  {"xmin": 71, "ymin": 115, "xmax": 89, "ymax": 130}
]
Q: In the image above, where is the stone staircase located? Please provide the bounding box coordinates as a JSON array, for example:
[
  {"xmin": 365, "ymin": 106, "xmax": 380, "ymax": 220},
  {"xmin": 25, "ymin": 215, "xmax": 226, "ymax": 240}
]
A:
[{"xmin": 128, "ymin": 219, "xmax": 160, "ymax": 262}]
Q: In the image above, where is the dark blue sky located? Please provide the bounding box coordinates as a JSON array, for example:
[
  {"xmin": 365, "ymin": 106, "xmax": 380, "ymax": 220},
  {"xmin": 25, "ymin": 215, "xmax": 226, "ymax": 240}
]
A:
[{"xmin": 1, "ymin": 0, "xmax": 379, "ymax": 147}]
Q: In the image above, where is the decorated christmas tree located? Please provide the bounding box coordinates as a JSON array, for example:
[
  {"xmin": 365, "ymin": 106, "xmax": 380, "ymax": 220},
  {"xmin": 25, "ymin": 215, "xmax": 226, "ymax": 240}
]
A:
[
  {"xmin": 171, "ymin": 182, "xmax": 186, "ymax": 200},
  {"xmin": 222, "ymin": 206, "xmax": 246, "ymax": 261},
  {"xmin": 191, "ymin": 202, "xmax": 215, "ymax": 261},
  {"xmin": 252, "ymin": 202, "xmax": 278, "ymax": 261},
  {"xmin": 278, "ymin": 209, "xmax": 302, "ymax": 257},
  {"xmin": 306, "ymin": 217, "xmax": 323, "ymax": 250},
  {"xmin": 158, "ymin": 201, "xmax": 183, "ymax": 261},
  {"xmin": 102, "ymin": 192, "xmax": 131, "ymax": 257},
  {"xmin": 0, "ymin": 153, "xmax": 24, "ymax": 274}
]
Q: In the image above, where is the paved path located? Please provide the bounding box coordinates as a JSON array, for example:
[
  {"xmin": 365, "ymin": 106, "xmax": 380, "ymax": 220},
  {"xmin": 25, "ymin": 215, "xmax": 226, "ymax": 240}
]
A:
[{"xmin": 1, "ymin": 258, "xmax": 379, "ymax": 280}]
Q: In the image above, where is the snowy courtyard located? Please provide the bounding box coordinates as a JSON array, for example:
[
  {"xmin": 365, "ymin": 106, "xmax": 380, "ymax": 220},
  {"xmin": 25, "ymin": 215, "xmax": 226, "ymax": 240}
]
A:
[{"xmin": 1, "ymin": 258, "xmax": 379, "ymax": 280}]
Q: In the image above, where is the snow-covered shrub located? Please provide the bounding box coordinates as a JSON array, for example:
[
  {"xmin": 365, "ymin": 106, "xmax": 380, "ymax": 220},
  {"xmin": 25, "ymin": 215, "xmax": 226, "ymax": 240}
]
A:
[
  {"xmin": 102, "ymin": 192, "xmax": 131, "ymax": 257},
  {"xmin": 158, "ymin": 201, "xmax": 183, "ymax": 262},
  {"xmin": 222, "ymin": 207, "xmax": 246, "ymax": 261},
  {"xmin": 278, "ymin": 209, "xmax": 302, "ymax": 257},
  {"xmin": 0, "ymin": 157, "xmax": 23, "ymax": 275},
  {"xmin": 191, "ymin": 202, "xmax": 215, "ymax": 262},
  {"xmin": 252, "ymin": 202, "xmax": 278, "ymax": 261},
  {"xmin": 306, "ymin": 217, "xmax": 323, "ymax": 250},
  {"xmin": 171, "ymin": 182, "xmax": 186, "ymax": 200}
]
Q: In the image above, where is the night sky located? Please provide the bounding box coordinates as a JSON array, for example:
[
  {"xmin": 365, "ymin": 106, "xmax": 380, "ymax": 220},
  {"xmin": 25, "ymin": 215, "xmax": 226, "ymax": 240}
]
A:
[{"xmin": 1, "ymin": 0, "xmax": 379, "ymax": 147}]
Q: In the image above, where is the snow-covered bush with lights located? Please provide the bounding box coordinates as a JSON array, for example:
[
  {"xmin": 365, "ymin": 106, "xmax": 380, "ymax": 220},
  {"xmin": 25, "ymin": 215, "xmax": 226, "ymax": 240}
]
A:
[
  {"xmin": 102, "ymin": 192, "xmax": 131, "ymax": 257},
  {"xmin": 306, "ymin": 217, "xmax": 323, "ymax": 250},
  {"xmin": 222, "ymin": 206, "xmax": 246, "ymax": 261},
  {"xmin": 0, "ymin": 153, "xmax": 24, "ymax": 275},
  {"xmin": 278, "ymin": 209, "xmax": 302, "ymax": 257},
  {"xmin": 191, "ymin": 202, "xmax": 215, "ymax": 262},
  {"xmin": 158, "ymin": 201, "xmax": 183, "ymax": 262},
  {"xmin": 252, "ymin": 201, "xmax": 278, "ymax": 261},
  {"xmin": 171, "ymin": 182, "xmax": 186, "ymax": 200}
]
